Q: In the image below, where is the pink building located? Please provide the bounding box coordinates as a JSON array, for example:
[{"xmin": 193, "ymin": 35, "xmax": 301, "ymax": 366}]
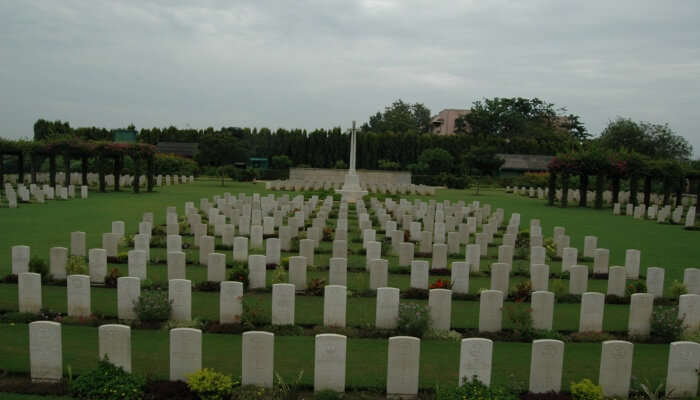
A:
[{"xmin": 430, "ymin": 109, "xmax": 471, "ymax": 135}]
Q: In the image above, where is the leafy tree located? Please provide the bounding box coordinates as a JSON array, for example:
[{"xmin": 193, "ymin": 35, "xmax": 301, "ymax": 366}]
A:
[
  {"xmin": 195, "ymin": 133, "xmax": 249, "ymax": 166},
  {"xmin": 462, "ymin": 145, "xmax": 505, "ymax": 194},
  {"xmin": 377, "ymin": 159, "xmax": 401, "ymax": 170},
  {"xmin": 33, "ymin": 119, "xmax": 72, "ymax": 141},
  {"xmin": 270, "ymin": 155, "xmax": 292, "ymax": 170},
  {"xmin": 418, "ymin": 148, "xmax": 453, "ymax": 175},
  {"xmin": 455, "ymin": 97, "xmax": 583, "ymax": 153},
  {"xmin": 598, "ymin": 118, "xmax": 692, "ymax": 160},
  {"xmin": 362, "ymin": 99, "xmax": 431, "ymax": 133}
]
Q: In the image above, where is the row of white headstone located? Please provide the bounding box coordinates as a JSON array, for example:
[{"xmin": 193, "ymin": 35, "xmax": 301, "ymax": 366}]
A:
[
  {"xmin": 16, "ymin": 270, "xmax": 700, "ymax": 337},
  {"xmin": 27, "ymin": 320, "xmax": 700, "ymax": 397},
  {"xmin": 613, "ymin": 201, "xmax": 697, "ymax": 228},
  {"xmin": 2, "ymin": 182, "xmax": 88, "ymax": 208},
  {"xmin": 265, "ymin": 179, "xmax": 436, "ymax": 196},
  {"xmin": 506, "ymin": 185, "xmax": 697, "ymax": 208},
  {"xmin": 2, "ymin": 173, "xmax": 193, "ymax": 186}
]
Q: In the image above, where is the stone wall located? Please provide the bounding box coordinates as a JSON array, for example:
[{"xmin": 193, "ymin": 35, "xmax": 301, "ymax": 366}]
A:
[{"xmin": 289, "ymin": 168, "xmax": 411, "ymax": 185}]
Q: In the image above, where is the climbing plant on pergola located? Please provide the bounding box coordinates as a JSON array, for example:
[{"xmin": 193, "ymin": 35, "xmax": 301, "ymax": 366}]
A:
[
  {"xmin": 0, "ymin": 138, "xmax": 156, "ymax": 193},
  {"xmin": 548, "ymin": 150, "xmax": 691, "ymax": 208}
]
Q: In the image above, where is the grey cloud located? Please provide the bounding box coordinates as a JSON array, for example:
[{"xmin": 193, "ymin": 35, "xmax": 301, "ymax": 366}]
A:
[{"xmin": 1, "ymin": 0, "xmax": 699, "ymax": 155}]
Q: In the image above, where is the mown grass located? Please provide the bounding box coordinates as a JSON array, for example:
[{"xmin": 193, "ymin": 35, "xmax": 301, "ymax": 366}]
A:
[{"xmin": 0, "ymin": 180, "xmax": 696, "ymax": 390}]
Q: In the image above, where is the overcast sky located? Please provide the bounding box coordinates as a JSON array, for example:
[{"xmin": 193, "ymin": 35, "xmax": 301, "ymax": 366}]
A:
[{"xmin": 1, "ymin": 1, "xmax": 699, "ymax": 155}]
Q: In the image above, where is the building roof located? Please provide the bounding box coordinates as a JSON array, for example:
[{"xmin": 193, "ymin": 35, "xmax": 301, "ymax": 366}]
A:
[
  {"xmin": 156, "ymin": 142, "xmax": 199, "ymax": 158},
  {"xmin": 497, "ymin": 153, "xmax": 554, "ymax": 171}
]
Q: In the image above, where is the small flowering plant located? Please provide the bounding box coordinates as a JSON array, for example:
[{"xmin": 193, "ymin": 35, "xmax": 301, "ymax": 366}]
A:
[{"xmin": 429, "ymin": 279, "xmax": 452, "ymax": 290}]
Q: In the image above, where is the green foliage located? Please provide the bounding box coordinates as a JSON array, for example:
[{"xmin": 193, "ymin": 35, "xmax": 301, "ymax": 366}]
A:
[
  {"xmin": 362, "ymin": 99, "xmax": 431, "ymax": 134},
  {"xmin": 436, "ymin": 379, "xmax": 517, "ymax": 400},
  {"xmin": 598, "ymin": 117, "xmax": 692, "ymax": 160},
  {"xmin": 333, "ymin": 160, "xmax": 348, "ymax": 169},
  {"xmin": 462, "ymin": 145, "xmax": 505, "ymax": 176},
  {"xmin": 66, "ymin": 256, "xmax": 88, "ymax": 276},
  {"xmin": 397, "ymin": 302, "xmax": 431, "ymax": 337},
  {"xmin": 242, "ymin": 299, "xmax": 268, "ymax": 328},
  {"xmin": 104, "ymin": 267, "xmax": 121, "ymax": 288},
  {"xmin": 377, "ymin": 159, "xmax": 401, "ymax": 170},
  {"xmin": 270, "ymin": 155, "xmax": 293, "ymax": 170},
  {"xmin": 154, "ymin": 153, "xmax": 198, "ymax": 176},
  {"xmin": 186, "ymin": 368, "xmax": 234, "ymax": 400},
  {"xmin": 418, "ymin": 148, "xmax": 454, "ymax": 175},
  {"xmin": 550, "ymin": 279, "xmax": 567, "ymax": 299},
  {"xmin": 28, "ymin": 257, "xmax": 49, "ymax": 279},
  {"xmin": 229, "ymin": 264, "xmax": 249, "ymax": 289},
  {"xmin": 626, "ymin": 280, "xmax": 647, "ymax": 297},
  {"xmin": 133, "ymin": 290, "xmax": 172, "ymax": 322},
  {"xmin": 650, "ymin": 306, "xmax": 684, "ymax": 342},
  {"xmin": 504, "ymin": 303, "xmax": 534, "ymax": 339},
  {"xmin": 313, "ymin": 389, "xmax": 342, "ymax": 400},
  {"xmin": 70, "ymin": 358, "xmax": 145, "ymax": 400},
  {"xmin": 669, "ymin": 280, "xmax": 688, "ymax": 298},
  {"xmin": 271, "ymin": 265, "xmax": 288, "ymax": 284},
  {"xmin": 275, "ymin": 370, "xmax": 304, "ymax": 400},
  {"xmin": 570, "ymin": 378, "xmax": 603, "ymax": 400}
]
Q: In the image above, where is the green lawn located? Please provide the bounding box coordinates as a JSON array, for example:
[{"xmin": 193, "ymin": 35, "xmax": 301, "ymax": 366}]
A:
[
  {"xmin": 0, "ymin": 323, "xmax": 670, "ymax": 389},
  {"xmin": 0, "ymin": 180, "xmax": 697, "ymax": 391}
]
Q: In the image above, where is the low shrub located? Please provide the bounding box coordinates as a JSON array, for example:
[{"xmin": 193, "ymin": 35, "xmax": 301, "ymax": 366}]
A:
[
  {"xmin": 144, "ymin": 379, "xmax": 197, "ymax": 400},
  {"xmin": 104, "ymin": 267, "xmax": 121, "ymax": 288},
  {"xmin": 228, "ymin": 265, "xmax": 249, "ymax": 289},
  {"xmin": 306, "ymin": 278, "xmax": 326, "ymax": 296},
  {"xmin": 504, "ymin": 302, "xmax": 534, "ymax": 339},
  {"xmin": 186, "ymin": 368, "xmax": 234, "ymax": 400},
  {"xmin": 625, "ymin": 280, "xmax": 647, "ymax": 297},
  {"xmin": 429, "ymin": 279, "xmax": 452, "ymax": 290},
  {"xmin": 436, "ymin": 379, "xmax": 517, "ymax": 400},
  {"xmin": 397, "ymin": 302, "xmax": 431, "ymax": 337},
  {"xmin": 670, "ymin": 280, "xmax": 688, "ymax": 298},
  {"xmin": 133, "ymin": 290, "xmax": 171, "ymax": 322},
  {"xmin": 313, "ymin": 389, "xmax": 342, "ymax": 400},
  {"xmin": 570, "ymin": 378, "xmax": 603, "ymax": 400},
  {"xmin": 29, "ymin": 257, "xmax": 49, "ymax": 280},
  {"xmin": 510, "ymin": 280, "xmax": 532, "ymax": 302},
  {"xmin": 70, "ymin": 358, "xmax": 145, "ymax": 400},
  {"xmin": 271, "ymin": 265, "xmax": 287, "ymax": 284},
  {"xmin": 651, "ymin": 306, "xmax": 683, "ymax": 342},
  {"xmin": 66, "ymin": 255, "xmax": 88, "ymax": 276},
  {"xmin": 569, "ymin": 332, "xmax": 615, "ymax": 342},
  {"xmin": 242, "ymin": 299, "xmax": 269, "ymax": 328}
]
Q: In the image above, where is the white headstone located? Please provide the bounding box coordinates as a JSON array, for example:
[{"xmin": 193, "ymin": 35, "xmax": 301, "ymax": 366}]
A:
[
  {"xmin": 169, "ymin": 279, "xmax": 192, "ymax": 321},
  {"xmin": 529, "ymin": 339, "xmax": 564, "ymax": 394},
  {"xmin": 599, "ymin": 340, "xmax": 633, "ymax": 398},
  {"xmin": 478, "ymin": 290, "xmax": 503, "ymax": 332},
  {"xmin": 386, "ymin": 336, "xmax": 420, "ymax": 396},
  {"xmin": 579, "ymin": 292, "xmax": 605, "ymax": 332},
  {"xmin": 324, "ymin": 285, "xmax": 347, "ymax": 328},
  {"xmin": 272, "ymin": 283, "xmax": 295, "ymax": 325},
  {"xmin": 666, "ymin": 341, "xmax": 700, "ymax": 398},
  {"xmin": 167, "ymin": 251, "xmax": 186, "ymax": 280},
  {"xmin": 117, "ymin": 276, "xmax": 140, "ymax": 320},
  {"xmin": 376, "ymin": 287, "xmax": 400, "ymax": 329},
  {"xmin": 531, "ymin": 291, "xmax": 554, "ymax": 331},
  {"xmin": 29, "ymin": 321, "xmax": 62, "ymax": 382},
  {"xmin": 242, "ymin": 331, "xmax": 274, "ymax": 388},
  {"xmin": 70, "ymin": 232, "xmax": 86, "ymax": 257},
  {"xmin": 50, "ymin": 247, "xmax": 68, "ymax": 280},
  {"xmin": 19, "ymin": 272, "xmax": 42, "ymax": 313},
  {"xmin": 220, "ymin": 281, "xmax": 243, "ymax": 324},
  {"xmin": 169, "ymin": 328, "xmax": 202, "ymax": 381},
  {"xmin": 459, "ymin": 338, "xmax": 492, "ymax": 386},
  {"xmin": 314, "ymin": 334, "xmax": 347, "ymax": 392},
  {"xmin": 99, "ymin": 324, "xmax": 131, "ymax": 372}
]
